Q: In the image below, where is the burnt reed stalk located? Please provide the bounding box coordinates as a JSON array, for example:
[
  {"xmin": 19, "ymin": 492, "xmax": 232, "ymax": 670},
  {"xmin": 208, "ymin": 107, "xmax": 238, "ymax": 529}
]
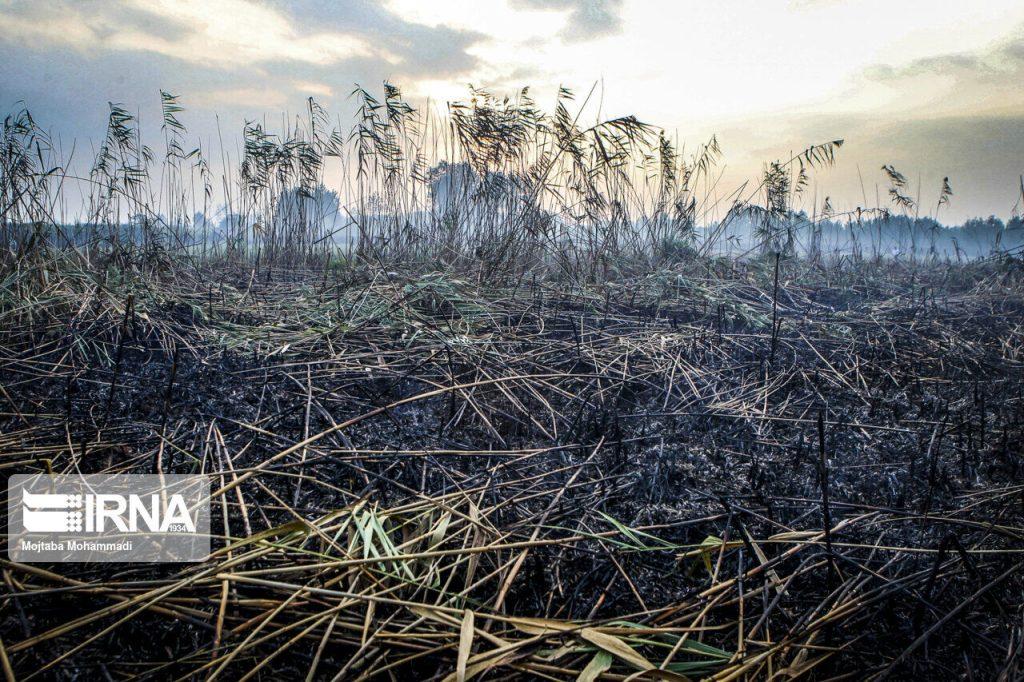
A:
[
  {"xmin": 154, "ymin": 342, "xmax": 180, "ymax": 472},
  {"xmin": 818, "ymin": 408, "xmax": 838, "ymax": 586},
  {"xmin": 102, "ymin": 294, "xmax": 134, "ymax": 424}
]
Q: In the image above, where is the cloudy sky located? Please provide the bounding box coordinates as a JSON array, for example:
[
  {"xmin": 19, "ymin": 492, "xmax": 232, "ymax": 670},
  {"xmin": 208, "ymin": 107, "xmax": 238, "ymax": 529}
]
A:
[{"xmin": 2, "ymin": 0, "xmax": 1023, "ymax": 221}]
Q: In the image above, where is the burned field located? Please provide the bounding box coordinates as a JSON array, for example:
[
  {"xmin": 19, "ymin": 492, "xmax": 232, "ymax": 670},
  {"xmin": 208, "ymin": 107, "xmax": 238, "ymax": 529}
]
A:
[{"xmin": 2, "ymin": 255, "xmax": 1023, "ymax": 680}]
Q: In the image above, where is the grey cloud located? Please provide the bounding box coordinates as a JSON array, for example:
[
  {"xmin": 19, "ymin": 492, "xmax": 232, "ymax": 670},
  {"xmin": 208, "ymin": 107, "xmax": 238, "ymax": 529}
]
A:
[
  {"xmin": 0, "ymin": 42, "xmax": 237, "ymax": 145},
  {"xmin": 90, "ymin": 2, "xmax": 194, "ymax": 42},
  {"xmin": 867, "ymin": 32, "xmax": 1024, "ymax": 81},
  {"xmin": 510, "ymin": 0, "xmax": 624, "ymax": 42},
  {"xmin": 0, "ymin": 0, "xmax": 484, "ymax": 78},
  {"xmin": 0, "ymin": 1, "xmax": 193, "ymax": 47},
  {"xmin": 264, "ymin": 0, "xmax": 484, "ymax": 76},
  {"xmin": 991, "ymin": 34, "xmax": 1024, "ymax": 67},
  {"xmin": 0, "ymin": 0, "xmax": 489, "ymax": 147}
]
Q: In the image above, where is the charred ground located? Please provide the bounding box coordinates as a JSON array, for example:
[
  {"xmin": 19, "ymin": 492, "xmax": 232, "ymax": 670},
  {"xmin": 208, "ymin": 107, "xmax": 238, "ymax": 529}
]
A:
[{"xmin": 2, "ymin": 254, "xmax": 1023, "ymax": 680}]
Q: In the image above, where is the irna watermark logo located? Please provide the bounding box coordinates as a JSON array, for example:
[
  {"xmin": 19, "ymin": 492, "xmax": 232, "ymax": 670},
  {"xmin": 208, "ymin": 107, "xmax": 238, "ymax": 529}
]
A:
[{"xmin": 8, "ymin": 474, "xmax": 210, "ymax": 562}]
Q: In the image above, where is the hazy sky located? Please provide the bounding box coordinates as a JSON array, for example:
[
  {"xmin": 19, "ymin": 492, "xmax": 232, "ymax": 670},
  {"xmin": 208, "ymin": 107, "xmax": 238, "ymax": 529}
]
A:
[{"xmin": 2, "ymin": 0, "xmax": 1023, "ymax": 221}]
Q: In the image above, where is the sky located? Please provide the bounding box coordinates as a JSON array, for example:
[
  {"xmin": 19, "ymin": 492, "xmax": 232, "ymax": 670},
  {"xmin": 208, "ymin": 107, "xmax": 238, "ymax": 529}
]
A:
[{"xmin": 2, "ymin": 0, "xmax": 1023, "ymax": 222}]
